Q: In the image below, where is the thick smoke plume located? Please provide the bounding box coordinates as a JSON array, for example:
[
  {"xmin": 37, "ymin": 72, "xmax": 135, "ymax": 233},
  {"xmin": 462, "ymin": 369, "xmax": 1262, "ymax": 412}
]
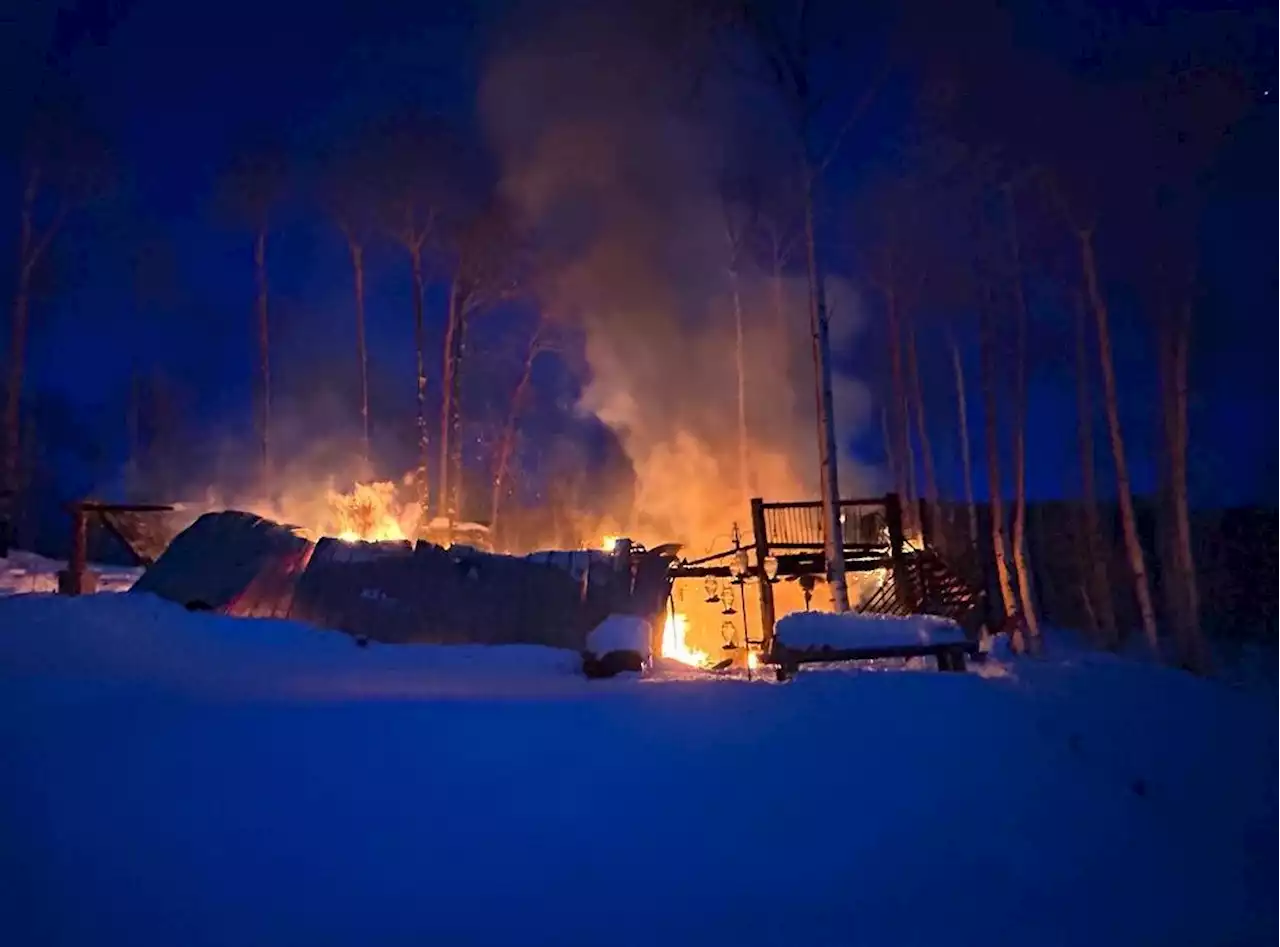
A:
[{"xmin": 481, "ymin": 1, "xmax": 872, "ymax": 556}]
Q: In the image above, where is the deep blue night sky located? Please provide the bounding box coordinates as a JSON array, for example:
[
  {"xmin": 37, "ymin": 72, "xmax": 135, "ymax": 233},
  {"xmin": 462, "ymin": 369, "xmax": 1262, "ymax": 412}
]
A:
[{"xmin": 2, "ymin": 0, "xmax": 1275, "ymax": 529}]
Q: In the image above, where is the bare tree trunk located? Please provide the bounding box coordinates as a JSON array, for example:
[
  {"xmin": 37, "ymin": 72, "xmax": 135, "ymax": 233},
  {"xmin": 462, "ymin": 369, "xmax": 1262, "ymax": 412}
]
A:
[
  {"xmin": 905, "ymin": 307, "xmax": 938, "ymax": 536},
  {"xmin": 126, "ymin": 370, "xmax": 142, "ymax": 496},
  {"xmin": 727, "ymin": 257, "xmax": 751, "ymax": 511},
  {"xmin": 880, "ymin": 405, "xmax": 899, "ymax": 510},
  {"xmin": 348, "ymin": 238, "xmax": 370, "ymax": 468},
  {"xmin": 5, "ymin": 277, "xmax": 31, "ymax": 500},
  {"xmin": 979, "ymin": 300, "xmax": 1017, "ymax": 633},
  {"xmin": 1004, "ymin": 188, "xmax": 1041, "ymax": 647},
  {"xmin": 1074, "ymin": 293, "xmax": 1117, "ymax": 647},
  {"xmin": 1078, "ymin": 229, "xmax": 1159, "ymax": 654},
  {"xmin": 1161, "ymin": 302, "xmax": 1208, "ymax": 672},
  {"xmin": 491, "ymin": 326, "xmax": 542, "ymax": 541},
  {"xmin": 254, "ymin": 229, "xmax": 271, "ymax": 483},
  {"xmin": 802, "ymin": 169, "xmax": 848, "ymax": 612},
  {"xmin": 448, "ymin": 308, "xmax": 467, "ymax": 524},
  {"xmin": 949, "ymin": 333, "xmax": 979, "ymax": 550},
  {"xmin": 409, "ymin": 243, "xmax": 430, "ymax": 526},
  {"xmin": 883, "ymin": 279, "xmax": 913, "ymax": 532},
  {"xmin": 768, "ymin": 236, "xmax": 792, "ymax": 336},
  {"xmin": 6, "ymin": 172, "xmax": 39, "ymax": 499},
  {"xmin": 439, "ymin": 278, "xmax": 460, "ymax": 535}
]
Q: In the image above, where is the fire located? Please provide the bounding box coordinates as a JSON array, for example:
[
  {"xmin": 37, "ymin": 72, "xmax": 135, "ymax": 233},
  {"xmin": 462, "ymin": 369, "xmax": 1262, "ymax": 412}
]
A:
[
  {"xmin": 601, "ymin": 535, "xmax": 621, "ymax": 552},
  {"xmin": 661, "ymin": 610, "xmax": 708, "ymax": 667},
  {"xmin": 746, "ymin": 650, "xmax": 759, "ymax": 670},
  {"xmin": 326, "ymin": 481, "xmax": 409, "ymax": 543}
]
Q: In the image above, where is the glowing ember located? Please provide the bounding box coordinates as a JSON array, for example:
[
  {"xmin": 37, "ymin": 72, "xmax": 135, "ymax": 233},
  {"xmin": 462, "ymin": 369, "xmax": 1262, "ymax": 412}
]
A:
[
  {"xmin": 601, "ymin": 535, "xmax": 621, "ymax": 552},
  {"xmin": 746, "ymin": 650, "xmax": 760, "ymax": 670},
  {"xmin": 326, "ymin": 481, "xmax": 408, "ymax": 543},
  {"xmin": 661, "ymin": 611, "xmax": 708, "ymax": 667}
]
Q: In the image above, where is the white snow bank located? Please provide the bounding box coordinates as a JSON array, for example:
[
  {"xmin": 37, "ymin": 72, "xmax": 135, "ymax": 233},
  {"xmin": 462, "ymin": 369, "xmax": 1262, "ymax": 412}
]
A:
[
  {"xmin": 776, "ymin": 610, "xmax": 966, "ymax": 650},
  {"xmin": 0, "ymin": 551, "xmax": 141, "ymax": 597},
  {"xmin": 0, "ymin": 593, "xmax": 584, "ymax": 700},
  {"xmin": 585, "ymin": 614, "xmax": 652, "ymax": 657},
  {"xmin": 0, "ymin": 596, "xmax": 1273, "ymax": 947}
]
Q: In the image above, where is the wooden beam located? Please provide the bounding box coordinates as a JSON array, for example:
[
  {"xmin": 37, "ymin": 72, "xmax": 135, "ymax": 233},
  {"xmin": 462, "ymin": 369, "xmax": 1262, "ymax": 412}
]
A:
[{"xmin": 750, "ymin": 497, "xmax": 777, "ymax": 649}]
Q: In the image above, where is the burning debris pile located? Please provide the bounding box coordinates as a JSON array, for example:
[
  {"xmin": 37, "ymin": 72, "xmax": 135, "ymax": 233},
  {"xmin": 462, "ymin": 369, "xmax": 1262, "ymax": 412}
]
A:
[{"xmin": 134, "ymin": 511, "xmax": 674, "ymax": 656}]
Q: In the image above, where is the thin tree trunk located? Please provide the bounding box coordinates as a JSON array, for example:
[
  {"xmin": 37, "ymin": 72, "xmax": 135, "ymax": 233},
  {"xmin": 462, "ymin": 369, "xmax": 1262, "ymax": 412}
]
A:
[
  {"xmin": 1162, "ymin": 302, "xmax": 1207, "ymax": 672},
  {"xmin": 126, "ymin": 370, "xmax": 142, "ymax": 496},
  {"xmin": 949, "ymin": 332, "xmax": 979, "ymax": 550},
  {"xmin": 491, "ymin": 327, "xmax": 542, "ymax": 541},
  {"xmin": 410, "ymin": 242, "xmax": 430, "ymax": 526},
  {"xmin": 905, "ymin": 307, "xmax": 938, "ymax": 533},
  {"xmin": 348, "ymin": 238, "xmax": 370, "ymax": 469},
  {"xmin": 1078, "ymin": 229, "xmax": 1159, "ymax": 654},
  {"xmin": 254, "ymin": 228, "xmax": 271, "ymax": 483},
  {"xmin": 883, "ymin": 279, "xmax": 913, "ymax": 531},
  {"xmin": 979, "ymin": 298, "xmax": 1017, "ymax": 633},
  {"xmin": 6, "ymin": 276, "xmax": 31, "ymax": 501},
  {"xmin": 727, "ymin": 256, "xmax": 750, "ymax": 511},
  {"xmin": 448, "ymin": 308, "xmax": 467, "ymax": 524},
  {"xmin": 5, "ymin": 172, "xmax": 38, "ymax": 498},
  {"xmin": 880, "ymin": 405, "xmax": 899, "ymax": 511},
  {"xmin": 802, "ymin": 168, "xmax": 848, "ymax": 612},
  {"xmin": 1004, "ymin": 187, "xmax": 1041, "ymax": 646},
  {"xmin": 769, "ymin": 241, "xmax": 790, "ymax": 336},
  {"xmin": 1074, "ymin": 292, "xmax": 1117, "ymax": 646},
  {"xmin": 439, "ymin": 278, "xmax": 460, "ymax": 534}
]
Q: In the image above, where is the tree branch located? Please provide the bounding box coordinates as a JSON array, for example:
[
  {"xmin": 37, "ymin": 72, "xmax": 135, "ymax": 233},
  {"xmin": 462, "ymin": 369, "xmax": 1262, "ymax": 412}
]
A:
[
  {"xmin": 814, "ymin": 63, "xmax": 888, "ymax": 179},
  {"xmin": 24, "ymin": 201, "xmax": 68, "ymax": 276}
]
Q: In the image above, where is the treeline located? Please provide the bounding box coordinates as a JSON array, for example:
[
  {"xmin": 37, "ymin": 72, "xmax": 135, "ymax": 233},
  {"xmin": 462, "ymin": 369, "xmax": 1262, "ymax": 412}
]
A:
[
  {"xmin": 842, "ymin": 3, "xmax": 1269, "ymax": 671},
  {"xmin": 4, "ymin": 1, "xmax": 1272, "ymax": 670}
]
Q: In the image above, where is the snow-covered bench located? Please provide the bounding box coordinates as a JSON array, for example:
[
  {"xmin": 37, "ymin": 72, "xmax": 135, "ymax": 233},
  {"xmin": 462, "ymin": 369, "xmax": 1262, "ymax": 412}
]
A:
[
  {"xmin": 581, "ymin": 614, "xmax": 652, "ymax": 679},
  {"xmin": 769, "ymin": 611, "xmax": 976, "ymax": 679}
]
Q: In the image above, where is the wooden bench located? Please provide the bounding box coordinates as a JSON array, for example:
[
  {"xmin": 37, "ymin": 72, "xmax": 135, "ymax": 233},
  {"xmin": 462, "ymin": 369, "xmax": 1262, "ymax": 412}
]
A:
[{"xmin": 768, "ymin": 640, "xmax": 979, "ymax": 681}]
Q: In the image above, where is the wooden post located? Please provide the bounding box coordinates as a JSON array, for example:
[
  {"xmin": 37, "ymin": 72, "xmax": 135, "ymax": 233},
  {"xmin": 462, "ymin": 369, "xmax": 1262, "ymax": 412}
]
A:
[
  {"xmin": 885, "ymin": 493, "xmax": 912, "ymax": 611},
  {"xmin": 750, "ymin": 498, "xmax": 777, "ymax": 650}
]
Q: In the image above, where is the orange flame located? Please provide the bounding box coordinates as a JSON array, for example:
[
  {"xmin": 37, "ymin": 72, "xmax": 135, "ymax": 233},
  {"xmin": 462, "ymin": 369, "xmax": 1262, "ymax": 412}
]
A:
[
  {"xmin": 661, "ymin": 610, "xmax": 708, "ymax": 667},
  {"xmin": 326, "ymin": 481, "xmax": 408, "ymax": 543}
]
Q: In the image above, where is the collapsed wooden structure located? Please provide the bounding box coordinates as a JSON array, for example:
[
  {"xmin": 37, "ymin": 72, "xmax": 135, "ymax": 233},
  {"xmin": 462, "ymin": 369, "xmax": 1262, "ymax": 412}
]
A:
[
  {"xmin": 129, "ymin": 510, "xmax": 673, "ymax": 652},
  {"xmin": 671, "ymin": 493, "xmax": 988, "ymax": 674}
]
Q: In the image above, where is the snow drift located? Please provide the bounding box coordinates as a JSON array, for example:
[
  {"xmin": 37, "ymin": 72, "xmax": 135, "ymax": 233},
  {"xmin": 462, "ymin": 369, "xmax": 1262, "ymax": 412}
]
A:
[{"xmin": 0, "ymin": 592, "xmax": 1273, "ymax": 946}]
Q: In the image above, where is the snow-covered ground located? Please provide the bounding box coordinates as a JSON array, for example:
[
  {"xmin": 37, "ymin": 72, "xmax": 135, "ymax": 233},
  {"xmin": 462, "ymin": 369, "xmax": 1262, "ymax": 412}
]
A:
[
  {"xmin": 0, "ymin": 550, "xmax": 141, "ymax": 597},
  {"xmin": 0, "ymin": 592, "xmax": 1275, "ymax": 947}
]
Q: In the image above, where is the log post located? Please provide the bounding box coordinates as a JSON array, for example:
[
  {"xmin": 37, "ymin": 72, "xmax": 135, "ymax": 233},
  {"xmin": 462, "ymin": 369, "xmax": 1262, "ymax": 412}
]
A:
[
  {"xmin": 750, "ymin": 498, "xmax": 777, "ymax": 650},
  {"xmin": 885, "ymin": 493, "xmax": 912, "ymax": 611}
]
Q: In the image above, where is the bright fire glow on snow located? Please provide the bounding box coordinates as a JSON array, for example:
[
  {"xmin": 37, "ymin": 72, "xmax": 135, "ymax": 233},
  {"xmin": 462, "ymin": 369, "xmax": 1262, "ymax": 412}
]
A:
[{"xmin": 661, "ymin": 611, "xmax": 708, "ymax": 667}]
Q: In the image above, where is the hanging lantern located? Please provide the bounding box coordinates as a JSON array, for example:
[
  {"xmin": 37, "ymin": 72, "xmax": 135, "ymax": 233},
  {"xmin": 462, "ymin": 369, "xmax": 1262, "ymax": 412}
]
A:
[
  {"xmin": 720, "ymin": 620, "xmax": 738, "ymax": 648},
  {"xmin": 763, "ymin": 555, "xmax": 779, "ymax": 582},
  {"xmin": 703, "ymin": 576, "xmax": 720, "ymax": 603},
  {"xmin": 721, "ymin": 585, "xmax": 736, "ymax": 615},
  {"xmin": 731, "ymin": 548, "xmax": 749, "ymax": 579}
]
